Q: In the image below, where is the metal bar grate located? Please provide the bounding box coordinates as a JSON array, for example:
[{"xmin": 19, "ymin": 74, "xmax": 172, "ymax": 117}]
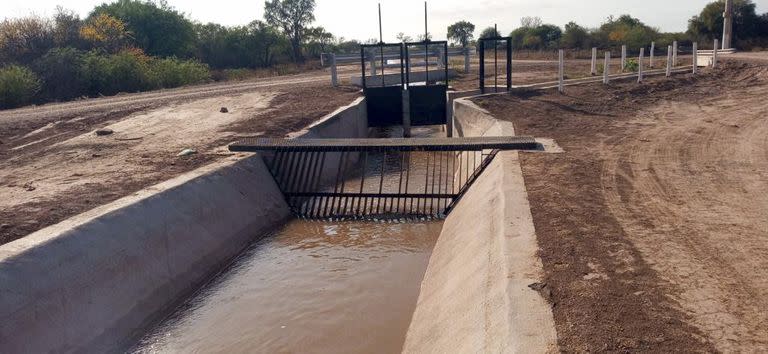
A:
[{"xmin": 232, "ymin": 138, "xmax": 537, "ymax": 220}]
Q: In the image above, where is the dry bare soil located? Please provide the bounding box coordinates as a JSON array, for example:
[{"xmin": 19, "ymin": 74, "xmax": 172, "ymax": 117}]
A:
[
  {"xmin": 0, "ymin": 80, "xmax": 359, "ymax": 245},
  {"xmin": 476, "ymin": 58, "xmax": 768, "ymax": 352}
]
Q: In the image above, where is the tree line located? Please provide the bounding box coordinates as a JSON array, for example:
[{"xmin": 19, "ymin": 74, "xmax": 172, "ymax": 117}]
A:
[
  {"xmin": 2, "ymin": 0, "xmax": 767, "ymax": 109},
  {"xmin": 450, "ymin": 0, "xmax": 767, "ymax": 51}
]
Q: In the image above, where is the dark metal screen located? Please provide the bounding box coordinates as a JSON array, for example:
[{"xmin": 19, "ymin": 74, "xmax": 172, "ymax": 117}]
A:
[{"xmin": 230, "ymin": 137, "xmax": 539, "ymax": 219}]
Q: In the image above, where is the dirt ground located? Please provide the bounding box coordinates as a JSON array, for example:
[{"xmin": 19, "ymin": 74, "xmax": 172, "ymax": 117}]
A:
[
  {"xmin": 475, "ymin": 56, "xmax": 768, "ymax": 352},
  {"xmin": 0, "ymin": 82, "xmax": 359, "ymax": 245}
]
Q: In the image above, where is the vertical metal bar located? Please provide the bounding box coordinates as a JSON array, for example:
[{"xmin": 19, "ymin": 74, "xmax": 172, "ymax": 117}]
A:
[
  {"xmin": 361, "ymin": 46, "xmax": 367, "ymax": 89},
  {"xmin": 424, "ymin": 1, "xmax": 429, "ymax": 84},
  {"xmin": 421, "ymin": 151, "xmax": 430, "ymax": 215},
  {"xmin": 396, "ymin": 151, "xmax": 406, "ymax": 213},
  {"xmin": 400, "ymin": 43, "xmax": 405, "ymax": 87},
  {"xmin": 378, "ymin": 3, "xmax": 385, "ymax": 88},
  {"xmin": 340, "ymin": 153, "xmax": 352, "ymax": 217},
  {"xmin": 356, "ymin": 152, "xmax": 369, "ymax": 216},
  {"xmin": 436, "ymin": 151, "xmax": 443, "ymax": 212},
  {"xmin": 506, "ymin": 38, "xmax": 512, "ymax": 90},
  {"xmin": 285, "ymin": 152, "xmax": 305, "ymax": 195},
  {"xmin": 326, "ymin": 152, "xmax": 345, "ymax": 218},
  {"xmin": 444, "ymin": 42, "xmax": 449, "ymax": 85},
  {"xmin": 405, "ymin": 44, "xmax": 410, "ymax": 87},
  {"xmin": 494, "ymin": 26, "xmax": 498, "ymax": 93},
  {"xmin": 479, "ymin": 40, "xmax": 485, "ymax": 93},
  {"xmin": 268, "ymin": 151, "xmax": 281, "ymax": 173},
  {"xmin": 430, "ymin": 151, "xmax": 437, "ymax": 215},
  {"xmin": 405, "ymin": 151, "xmax": 413, "ymax": 214},
  {"xmin": 308, "ymin": 152, "xmax": 326, "ymax": 218},
  {"xmin": 279, "ymin": 151, "xmax": 297, "ymax": 190},
  {"xmin": 376, "ymin": 151, "xmax": 387, "ymax": 214},
  {"xmin": 299, "ymin": 151, "xmax": 319, "ymax": 216}
]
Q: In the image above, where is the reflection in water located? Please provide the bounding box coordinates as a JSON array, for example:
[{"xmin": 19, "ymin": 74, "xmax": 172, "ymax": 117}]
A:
[{"xmin": 134, "ymin": 219, "xmax": 441, "ymax": 354}]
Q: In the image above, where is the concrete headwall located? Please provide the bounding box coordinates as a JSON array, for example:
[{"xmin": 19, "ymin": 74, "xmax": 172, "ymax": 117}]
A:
[
  {"xmin": 403, "ymin": 98, "xmax": 558, "ymax": 353},
  {"xmin": 0, "ymin": 96, "xmax": 368, "ymax": 353}
]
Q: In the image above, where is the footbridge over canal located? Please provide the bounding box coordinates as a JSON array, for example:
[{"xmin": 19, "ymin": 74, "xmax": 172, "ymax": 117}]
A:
[{"xmin": 229, "ymin": 136, "xmax": 539, "ymax": 219}]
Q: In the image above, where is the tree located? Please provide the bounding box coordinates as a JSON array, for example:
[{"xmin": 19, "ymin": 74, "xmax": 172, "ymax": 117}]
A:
[
  {"xmin": 305, "ymin": 26, "xmax": 334, "ymax": 57},
  {"xmin": 417, "ymin": 32, "xmax": 433, "ymax": 42},
  {"xmin": 80, "ymin": 14, "xmax": 131, "ymax": 53},
  {"xmin": 265, "ymin": 0, "xmax": 316, "ymax": 62},
  {"xmin": 91, "ymin": 0, "xmax": 196, "ymax": 58},
  {"xmin": 688, "ymin": 0, "xmax": 762, "ymax": 44},
  {"xmin": 561, "ymin": 22, "xmax": 590, "ymax": 49},
  {"xmin": 52, "ymin": 7, "xmax": 85, "ymax": 48},
  {"xmin": 447, "ymin": 20, "xmax": 475, "ymax": 48},
  {"xmin": 0, "ymin": 16, "xmax": 55, "ymax": 65},
  {"xmin": 396, "ymin": 32, "xmax": 412, "ymax": 43},
  {"xmin": 479, "ymin": 26, "xmax": 501, "ymax": 39},
  {"xmin": 595, "ymin": 14, "xmax": 659, "ymax": 49}
]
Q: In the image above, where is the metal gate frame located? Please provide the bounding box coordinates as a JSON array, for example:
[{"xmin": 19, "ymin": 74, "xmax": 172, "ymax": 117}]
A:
[
  {"xmin": 478, "ymin": 37, "xmax": 512, "ymax": 94},
  {"xmin": 404, "ymin": 40, "xmax": 449, "ymax": 127},
  {"xmin": 360, "ymin": 42, "xmax": 406, "ymax": 127}
]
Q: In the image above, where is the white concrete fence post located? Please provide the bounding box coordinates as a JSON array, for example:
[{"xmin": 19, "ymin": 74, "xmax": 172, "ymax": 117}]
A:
[
  {"xmin": 673, "ymin": 41, "xmax": 678, "ymax": 66},
  {"xmin": 603, "ymin": 52, "xmax": 611, "ymax": 84},
  {"xmin": 713, "ymin": 39, "xmax": 719, "ymax": 68},
  {"xmin": 650, "ymin": 41, "xmax": 655, "ymax": 68},
  {"xmin": 621, "ymin": 45, "xmax": 627, "ymax": 71},
  {"xmin": 330, "ymin": 53, "xmax": 338, "ymax": 87},
  {"xmin": 638, "ymin": 48, "xmax": 645, "ymax": 83},
  {"xmin": 591, "ymin": 47, "xmax": 597, "ymax": 75},
  {"xmin": 558, "ymin": 49, "xmax": 565, "ymax": 93},
  {"xmin": 692, "ymin": 42, "xmax": 698, "ymax": 75},
  {"xmin": 666, "ymin": 45, "xmax": 673, "ymax": 77},
  {"xmin": 464, "ymin": 47, "xmax": 471, "ymax": 73}
]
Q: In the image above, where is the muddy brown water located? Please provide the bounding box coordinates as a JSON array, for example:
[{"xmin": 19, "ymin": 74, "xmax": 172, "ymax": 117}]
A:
[{"xmin": 133, "ymin": 219, "xmax": 441, "ymax": 353}]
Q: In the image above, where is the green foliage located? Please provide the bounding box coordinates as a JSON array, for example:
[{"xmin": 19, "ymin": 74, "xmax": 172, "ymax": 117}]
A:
[
  {"xmin": 561, "ymin": 22, "xmax": 591, "ymax": 49},
  {"xmin": 52, "ymin": 7, "xmax": 86, "ymax": 48},
  {"xmin": 195, "ymin": 20, "xmax": 287, "ymax": 69},
  {"xmin": 624, "ymin": 58, "xmax": 639, "ymax": 72},
  {"xmin": 479, "ymin": 27, "xmax": 501, "ymax": 40},
  {"xmin": 32, "ymin": 47, "xmax": 87, "ymax": 100},
  {"xmin": 148, "ymin": 57, "xmax": 210, "ymax": 88},
  {"xmin": 91, "ymin": 0, "xmax": 196, "ymax": 58},
  {"xmin": 510, "ymin": 17, "xmax": 563, "ymax": 50},
  {"xmin": 0, "ymin": 65, "xmax": 41, "ymax": 109},
  {"xmin": 0, "ymin": 16, "xmax": 56, "ymax": 65},
  {"xmin": 265, "ymin": 0, "xmax": 316, "ymax": 62},
  {"xmin": 447, "ymin": 21, "xmax": 475, "ymax": 48},
  {"xmin": 688, "ymin": 0, "xmax": 764, "ymax": 47},
  {"xmin": 304, "ymin": 26, "xmax": 335, "ymax": 58},
  {"xmin": 595, "ymin": 15, "xmax": 660, "ymax": 49},
  {"xmin": 81, "ymin": 49, "xmax": 151, "ymax": 95}
]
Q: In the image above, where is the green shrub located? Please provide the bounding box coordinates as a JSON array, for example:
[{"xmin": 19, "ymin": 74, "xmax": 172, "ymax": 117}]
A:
[
  {"xmin": 625, "ymin": 58, "xmax": 639, "ymax": 72},
  {"xmin": 82, "ymin": 49, "xmax": 151, "ymax": 96},
  {"xmin": 32, "ymin": 47, "xmax": 87, "ymax": 100},
  {"xmin": 148, "ymin": 57, "xmax": 210, "ymax": 88},
  {"xmin": 0, "ymin": 65, "xmax": 41, "ymax": 109}
]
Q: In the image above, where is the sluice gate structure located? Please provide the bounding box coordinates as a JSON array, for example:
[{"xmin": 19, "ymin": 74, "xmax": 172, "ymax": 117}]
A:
[{"xmin": 229, "ymin": 136, "xmax": 539, "ymax": 219}]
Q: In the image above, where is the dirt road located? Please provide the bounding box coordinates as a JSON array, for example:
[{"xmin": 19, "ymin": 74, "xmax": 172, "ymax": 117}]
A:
[
  {"xmin": 477, "ymin": 57, "xmax": 768, "ymax": 352},
  {"xmin": 0, "ymin": 75, "xmax": 360, "ymax": 245}
]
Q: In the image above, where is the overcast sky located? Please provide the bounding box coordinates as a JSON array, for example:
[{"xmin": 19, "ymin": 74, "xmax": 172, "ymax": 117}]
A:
[{"xmin": 2, "ymin": 0, "xmax": 766, "ymax": 42}]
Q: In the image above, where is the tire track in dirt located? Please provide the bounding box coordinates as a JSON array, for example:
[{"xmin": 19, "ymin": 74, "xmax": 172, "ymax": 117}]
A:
[
  {"xmin": 476, "ymin": 58, "xmax": 768, "ymax": 351},
  {"xmin": 601, "ymin": 92, "xmax": 768, "ymax": 351}
]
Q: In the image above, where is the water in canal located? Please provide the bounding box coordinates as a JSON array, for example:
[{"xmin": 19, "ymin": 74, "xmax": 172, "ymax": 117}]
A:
[{"xmin": 133, "ymin": 219, "xmax": 441, "ymax": 353}]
